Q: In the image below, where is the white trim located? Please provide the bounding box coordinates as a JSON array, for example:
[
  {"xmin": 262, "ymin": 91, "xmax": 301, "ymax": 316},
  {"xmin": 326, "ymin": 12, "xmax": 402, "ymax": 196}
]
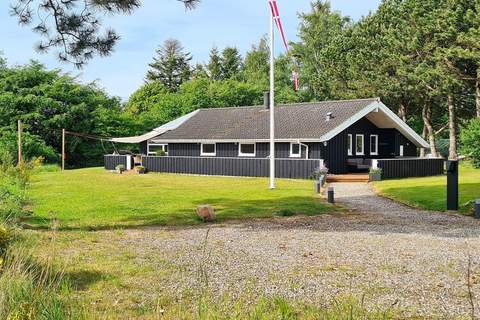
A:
[
  {"xmin": 356, "ymin": 134, "xmax": 364, "ymax": 156},
  {"xmin": 289, "ymin": 143, "xmax": 301, "ymax": 158},
  {"xmin": 238, "ymin": 143, "xmax": 256, "ymax": 157},
  {"xmin": 319, "ymin": 100, "xmax": 430, "ymax": 149},
  {"xmin": 149, "ymin": 138, "xmax": 321, "ymax": 144},
  {"xmin": 347, "ymin": 134, "xmax": 353, "ymax": 156},
  {"xmin": 126, "ymin": 155, "xmax": 132, "ymax": 170},
  {"xmin": 370, "ymin": 134, "xmax": 378, "ymax": 156},
  {"xmin": 147, "ymin": 143, "xmax": 168, "ymax": 156},
  {"xmin": 399, "ymin": 145, "xmax": 404, "ymax": 157},
  {"xmin": 200, "ymin": 143, "xmax": 216, "ymax": 156}
]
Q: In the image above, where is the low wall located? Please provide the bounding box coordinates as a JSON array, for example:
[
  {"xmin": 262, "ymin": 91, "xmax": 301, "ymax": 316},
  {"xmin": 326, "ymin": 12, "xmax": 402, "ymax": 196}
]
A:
[
  {"xmin": 377, "ymin": 158, "xmax": 445, "ymax": 179},
  {"xmin": 104, "ymin": 155, "xmax": 129, "ymax": 170},
  {"xmin": 142, "ymin": 156, "xmax": 322, "ymax": 179}
]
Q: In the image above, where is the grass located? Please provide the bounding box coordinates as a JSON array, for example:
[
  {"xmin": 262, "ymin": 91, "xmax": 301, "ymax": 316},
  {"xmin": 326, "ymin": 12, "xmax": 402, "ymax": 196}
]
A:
[
  {"xmin": 28, "ymin": 168, "xmax": 333, "ymax": 230},
  {"xmin": 374, "ymin": 164, "xmax": 480, "ymax": 213}
]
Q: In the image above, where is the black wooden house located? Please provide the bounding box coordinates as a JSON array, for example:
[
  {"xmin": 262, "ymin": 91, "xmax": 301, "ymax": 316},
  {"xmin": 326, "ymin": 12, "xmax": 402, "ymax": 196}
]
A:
[{"xmin": 106, "ymin": 97, "xmax": 444, "ymax": 179}]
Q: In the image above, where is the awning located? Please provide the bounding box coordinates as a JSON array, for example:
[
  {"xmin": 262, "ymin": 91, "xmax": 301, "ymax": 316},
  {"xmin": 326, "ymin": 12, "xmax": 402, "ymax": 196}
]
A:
[{"xmin": 108, "ymin": 110, "xmax": 199, "ymax": 144}]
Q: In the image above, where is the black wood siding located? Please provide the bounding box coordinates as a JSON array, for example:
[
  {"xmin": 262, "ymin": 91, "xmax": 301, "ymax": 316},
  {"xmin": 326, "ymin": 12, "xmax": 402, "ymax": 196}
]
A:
[
  {"xmin": 104, "ymin": 155, "xmax": 129, "ymax": 170},
  {"xmin": 378, "ymin": 158, "xmax": 444, "ymax": 179},
  {"xmin": 322, "ymin": 131, "xmax": 348, "ymax": 174},
  {"xmin": 142, "ymin": 156, "xmax": 321, "ymax": 179}
]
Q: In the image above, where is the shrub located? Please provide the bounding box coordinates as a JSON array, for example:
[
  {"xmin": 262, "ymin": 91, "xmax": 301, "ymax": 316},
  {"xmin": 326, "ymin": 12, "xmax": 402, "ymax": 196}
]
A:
[{"xmin": 461, "ymin": 119, "xmax": 480, "ymax": 168}]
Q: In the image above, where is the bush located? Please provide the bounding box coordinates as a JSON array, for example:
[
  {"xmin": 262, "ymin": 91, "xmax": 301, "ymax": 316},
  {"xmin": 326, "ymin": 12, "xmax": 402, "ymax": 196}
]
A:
[{"xmin": 461, "ymin": 119, "xmax": 480, "ymax": 168}]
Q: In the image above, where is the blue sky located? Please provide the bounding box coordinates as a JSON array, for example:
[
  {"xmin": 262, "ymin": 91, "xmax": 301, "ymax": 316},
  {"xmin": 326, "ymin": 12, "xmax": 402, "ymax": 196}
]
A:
[{"xmin": 0, "ymin": 0, "xmax": 380, "ymax": 99}]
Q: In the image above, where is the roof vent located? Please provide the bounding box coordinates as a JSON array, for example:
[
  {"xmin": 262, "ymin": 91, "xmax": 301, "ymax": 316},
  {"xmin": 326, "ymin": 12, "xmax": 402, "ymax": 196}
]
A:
[
  {"xmin": 326, "ymin": 112, "xmax": 333, "ymax": 122},
  {"xmin": 264, "ymin": 92, "xmax": 270, "ymax": 109}
]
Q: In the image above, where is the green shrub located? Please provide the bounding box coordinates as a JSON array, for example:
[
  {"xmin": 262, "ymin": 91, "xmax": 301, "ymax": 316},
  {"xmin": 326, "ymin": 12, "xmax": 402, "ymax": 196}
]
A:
[{"xmin": 461, "ymin": 118, "xmax": 480, "ymax": 168}]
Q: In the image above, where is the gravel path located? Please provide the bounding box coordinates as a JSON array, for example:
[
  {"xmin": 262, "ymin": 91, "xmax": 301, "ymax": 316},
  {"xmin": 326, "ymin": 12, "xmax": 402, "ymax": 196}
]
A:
[{"xmin": 105, "ymin": 183, "xmax": 480, "ymax": 317}]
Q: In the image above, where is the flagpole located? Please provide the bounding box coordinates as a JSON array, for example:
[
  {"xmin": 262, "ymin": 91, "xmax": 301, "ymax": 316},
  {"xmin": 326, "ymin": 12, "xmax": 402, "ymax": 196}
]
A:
[{"xmin": 269, "ymin": 8, "xmax": 276, "ymax": 189}]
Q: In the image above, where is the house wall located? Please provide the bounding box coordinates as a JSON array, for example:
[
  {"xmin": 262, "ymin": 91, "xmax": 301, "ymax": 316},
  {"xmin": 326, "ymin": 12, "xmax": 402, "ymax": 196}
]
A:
[
  {"xmin": 166, "ymin": 142, "xmax": 323, "ymax": 160},
  {"xmin": 323, "ymin": 118, "xmax": 418, "ymax": 174}
]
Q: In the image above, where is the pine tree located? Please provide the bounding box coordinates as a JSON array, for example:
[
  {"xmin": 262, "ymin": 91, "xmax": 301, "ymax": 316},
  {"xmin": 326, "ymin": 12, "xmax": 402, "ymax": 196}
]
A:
[
  {"xmin": 207, "ymin": 47, "xmax": 222, "ymax": 81},
  {"xmin": 221, "ymin": 47, "xmax": 243, "ymax": 80},
  {"xmin": 146, "ymin": 39, "xmax": 192, "ymax": 92}
]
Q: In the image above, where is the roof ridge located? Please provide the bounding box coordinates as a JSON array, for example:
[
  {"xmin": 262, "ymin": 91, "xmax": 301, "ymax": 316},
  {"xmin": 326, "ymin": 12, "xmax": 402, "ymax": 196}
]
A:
[{"xmin": 197, "ymin": 97, "xmax": 380, "ymax": 112}]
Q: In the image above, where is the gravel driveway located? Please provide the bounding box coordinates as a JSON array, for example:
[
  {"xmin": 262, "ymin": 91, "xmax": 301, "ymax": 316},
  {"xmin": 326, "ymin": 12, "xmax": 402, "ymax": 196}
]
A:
[{"xmin": 113, "ymin": 183, "xmax": 480, "ymax": 318}]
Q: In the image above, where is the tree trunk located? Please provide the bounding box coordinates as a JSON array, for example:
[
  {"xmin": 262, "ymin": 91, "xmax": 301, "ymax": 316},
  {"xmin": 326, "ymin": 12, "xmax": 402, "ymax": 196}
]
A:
[
  {"xmin": 422, "ymin": 103, "xmax": 438, "ymax": 157},
  {"xmin": 476, "ymin": 69, "xmax": 480, "ymax": 118},
  {"xmin": 419, "ymin": 125, "xmax": 427, "ymax": 158},
  {"xmin": 398, "ymin": 103, "xmax": 407, "ymax": 122},
  {"xmin": 448, "ymin": 95, "xmax": 457, "ymax": 160}
]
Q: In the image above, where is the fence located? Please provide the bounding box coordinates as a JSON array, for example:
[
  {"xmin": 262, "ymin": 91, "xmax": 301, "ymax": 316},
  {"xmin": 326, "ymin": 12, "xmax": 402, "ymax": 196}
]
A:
[
  {"xmin": 141, "ymin": 156, "xmax": 321, "ymax": 179},
  {"xmin": 376, "ymin": 158, "xmax": 445, "ymax": 179},
  {"xmin": 104, "ymin": 155, "xmax": 130, "ymax": 170}
]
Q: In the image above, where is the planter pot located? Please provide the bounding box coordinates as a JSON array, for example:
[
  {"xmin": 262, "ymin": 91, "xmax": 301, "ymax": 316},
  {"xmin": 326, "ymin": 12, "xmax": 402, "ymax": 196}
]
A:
[
  {"xmin": 136, "ymin": 169, "xmax": 146, "ymax": 174},
  {"xmin": 369, "ymin": 173, "xmax": 382, "ymax": 181}
]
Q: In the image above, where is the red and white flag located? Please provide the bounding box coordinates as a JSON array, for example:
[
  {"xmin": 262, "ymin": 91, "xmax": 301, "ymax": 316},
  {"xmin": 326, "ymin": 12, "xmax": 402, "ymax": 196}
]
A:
[{"xmin": 268, "ymin": 0, "xmax": 299, "ymax": 91}]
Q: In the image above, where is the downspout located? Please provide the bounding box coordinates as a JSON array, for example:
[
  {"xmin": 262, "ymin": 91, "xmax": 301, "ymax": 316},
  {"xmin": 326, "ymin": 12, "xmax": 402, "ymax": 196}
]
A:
[{"xmin": 298, "ymin": 141, "xmax": 309, "ymax": 159}]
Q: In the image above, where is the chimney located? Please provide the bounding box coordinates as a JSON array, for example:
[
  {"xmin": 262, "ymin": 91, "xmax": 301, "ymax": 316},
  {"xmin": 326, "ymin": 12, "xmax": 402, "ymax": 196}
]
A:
[
  {"xmin": 326, "ymin": 112, "xmax": 333, "ymax": 122},
  {"xmin": 264, "ymin": 91, "xmax": 270, "ymax": 109}
]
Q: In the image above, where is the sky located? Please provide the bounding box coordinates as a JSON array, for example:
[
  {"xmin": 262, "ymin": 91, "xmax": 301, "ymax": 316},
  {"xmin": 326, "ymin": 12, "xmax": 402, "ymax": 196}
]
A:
[{"xmin": 0, "ymin": 0, "xmax": 381, "ymax": 100}]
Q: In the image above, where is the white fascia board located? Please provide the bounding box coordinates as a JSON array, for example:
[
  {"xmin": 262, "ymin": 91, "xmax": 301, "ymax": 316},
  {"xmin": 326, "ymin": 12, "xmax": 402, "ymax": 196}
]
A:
[
  {"xmin": 376, "ymin": 101, "xmax": 430, "ymax": 148},
  {"xmin": 319, "ymin": 100, "xmax": 430, "ymax": 149},
  {"xmin": 319, "ymin": 102, "xmax": 379, "ymax": 142},
  {"xmin": 148, "ymin": 138, "xmax": 322, "ymax": 144}
]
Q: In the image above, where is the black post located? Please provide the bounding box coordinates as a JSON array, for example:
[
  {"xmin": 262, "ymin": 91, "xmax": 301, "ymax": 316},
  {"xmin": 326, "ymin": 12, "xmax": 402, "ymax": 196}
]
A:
[
  {"xmin": 446, "ymin": 160, "xmax": 459, "ymax": 211},
  {"xmin": 328, "ymin": 187, "xmax": 334, "ymax": 204}
]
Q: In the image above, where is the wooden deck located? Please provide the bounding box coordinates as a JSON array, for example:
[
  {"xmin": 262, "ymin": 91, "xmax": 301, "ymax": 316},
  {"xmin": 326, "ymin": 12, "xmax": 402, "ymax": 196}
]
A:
[{"xmin": 327, "ymin": 174, "xmax": 370, "ymax": 183}]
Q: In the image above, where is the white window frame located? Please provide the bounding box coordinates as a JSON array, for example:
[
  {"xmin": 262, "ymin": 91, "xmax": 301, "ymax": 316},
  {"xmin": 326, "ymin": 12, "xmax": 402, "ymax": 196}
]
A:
[
  {"xmin": 347, "ymin": 134, "xmax": 353, "ymax": 156},
  {"xmin": 355, "ymin": 134, "xmax": 364, "ymax": 156},
  {"xmin": 399, "ymin": 145, "xmax": 404, "ymax": 157},
  {"xmin": 290, "ymin": 143, "xmax": 301, "ymax": 158},
  {"xmin": 148, "ymin": 143, "xmax": 168, "ymax": 156},
  {"xmin": 370, "ymin": 135, "xmax": 379, "ymax": 156},
  {"xmin": 200, "ymin": 143, "xmax": 216, "ymax": 157},
  {"xmin": 238, "ymin": 143, "xmax": 256, "ymax": 157}
]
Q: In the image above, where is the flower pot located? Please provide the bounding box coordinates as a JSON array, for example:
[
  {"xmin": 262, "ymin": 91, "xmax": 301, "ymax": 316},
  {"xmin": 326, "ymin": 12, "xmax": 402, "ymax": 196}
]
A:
[{"xmin": 369, "ymin": 173, "xmax": 382, "ymax": 181}]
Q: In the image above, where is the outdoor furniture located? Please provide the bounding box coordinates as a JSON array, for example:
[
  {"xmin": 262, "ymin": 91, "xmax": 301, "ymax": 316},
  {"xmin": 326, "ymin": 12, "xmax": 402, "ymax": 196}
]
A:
[{"xmin": 347, "ymin": 158, "xmax": 372, "ymax": 171}]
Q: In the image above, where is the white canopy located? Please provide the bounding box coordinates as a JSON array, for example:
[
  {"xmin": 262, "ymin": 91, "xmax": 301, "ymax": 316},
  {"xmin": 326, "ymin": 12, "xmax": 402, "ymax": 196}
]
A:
[{"xmin": 109, "ymin": 110, "xmax": 199, "ymax": 144}]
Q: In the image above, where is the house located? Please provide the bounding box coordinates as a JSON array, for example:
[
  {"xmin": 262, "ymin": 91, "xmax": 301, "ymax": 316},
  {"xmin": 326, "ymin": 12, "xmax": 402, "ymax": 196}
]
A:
[{"xmin": 107, "ymin": 97, "xmax": 443, "ymax": 179}]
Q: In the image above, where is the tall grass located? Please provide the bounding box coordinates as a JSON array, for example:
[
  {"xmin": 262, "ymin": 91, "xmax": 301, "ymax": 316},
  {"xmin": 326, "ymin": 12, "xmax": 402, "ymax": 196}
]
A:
[{"xmin": 0, "ymin": 151, "xmax": 77, "ymax": 320}]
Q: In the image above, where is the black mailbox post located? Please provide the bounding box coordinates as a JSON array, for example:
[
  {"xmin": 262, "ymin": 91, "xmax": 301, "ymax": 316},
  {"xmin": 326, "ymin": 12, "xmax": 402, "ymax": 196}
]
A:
[{"xmin": 446, "ymin": 160, "xmax": 459, "ymax": 211}]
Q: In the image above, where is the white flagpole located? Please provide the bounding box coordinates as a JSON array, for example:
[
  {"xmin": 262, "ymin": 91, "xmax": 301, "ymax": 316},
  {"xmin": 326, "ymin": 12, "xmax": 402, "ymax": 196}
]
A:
[{"xmin": 269, "ymin": 7, "xmax": 276, "ymax": 189}]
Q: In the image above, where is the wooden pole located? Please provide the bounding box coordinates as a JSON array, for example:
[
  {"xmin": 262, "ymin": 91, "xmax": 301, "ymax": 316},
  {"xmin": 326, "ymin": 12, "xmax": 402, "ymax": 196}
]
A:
[
  {"xmin": 62, "ymin": 128, "xmax": 65, "ymax": 171},
  {"xmin": 17, "ymin": 120, "xmax": 22, "ymax": 166}
]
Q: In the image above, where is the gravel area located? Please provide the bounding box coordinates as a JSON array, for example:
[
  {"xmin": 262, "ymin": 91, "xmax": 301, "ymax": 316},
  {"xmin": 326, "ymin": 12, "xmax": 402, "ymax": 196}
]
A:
[{"xmin": 103, "ymin": 183, "xmax": 480, "ymax": 317}]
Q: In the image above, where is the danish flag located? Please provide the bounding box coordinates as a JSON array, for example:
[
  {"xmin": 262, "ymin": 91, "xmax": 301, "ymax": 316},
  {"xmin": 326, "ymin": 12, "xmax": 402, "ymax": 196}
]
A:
[{"xmin": 268, "ymin": 0, "xmax": 299, "ymax": 91}]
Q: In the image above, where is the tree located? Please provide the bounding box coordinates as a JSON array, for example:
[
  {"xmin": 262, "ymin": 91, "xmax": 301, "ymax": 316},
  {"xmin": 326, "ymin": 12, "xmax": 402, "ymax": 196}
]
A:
[
  {"xmin": 291, "ymin": 1, "xmax": 351, "ymax": 100},
  {"xmin": 221, "ymin": 47, "xmax": 242, "ymax": 80},
  {"xmin": 0, "ymin": 60, "xmax": 133, "ymax": 166},
  {"xmin": 461, "ymin": 118, "xmax": 480, "ymax": 167},
  {"xmin": 10, "ymin": 0, "xmax": 199, "ymax": 67},
  {"xmin": 207, "ymin": 47, "xmax": 222, "ymax": 81},
  {"xmin": 146, "ymin": 39, "xmax": 192, "ymax": 92}
]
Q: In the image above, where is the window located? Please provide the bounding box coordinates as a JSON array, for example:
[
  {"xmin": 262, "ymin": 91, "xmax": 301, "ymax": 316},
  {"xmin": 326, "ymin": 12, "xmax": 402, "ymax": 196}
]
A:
[
  {"xmin": 290, "ymin": 143, "xmax": 301, "ymax": 158},
  {"xmin": 399, "ymin": 145, "xmax": 404, "ymax": 157},
  {"xmin": 148, "ymin": 144, "xmax": 168, "ymax": 156},
  {"xmin": 347, "ymin": 134, "xmax": 353, "ymax": 156},
  {"xmin": 356, "ymin": 134, "xmax": 364, "ymax": 155},
  {"xmin": 201, "ymin": 143, "xmax": 216, "ymax": 156},
  {"xmin": 370, "ymin": 135, "xmax": 378, "ymax": 156},
  {"xmin": 239, "ymin": 143, "xmax": 256, "ymax": 157}
]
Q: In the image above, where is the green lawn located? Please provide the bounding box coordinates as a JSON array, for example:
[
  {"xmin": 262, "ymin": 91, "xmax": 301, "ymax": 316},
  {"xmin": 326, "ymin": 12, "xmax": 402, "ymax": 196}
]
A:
[
  {"xmin": 374, "ymin": 164, "xmax": 480, "ymax": 213},
  {"xmin": 28, "ymin": 168, "xmax": 333, "ymax": 229}
]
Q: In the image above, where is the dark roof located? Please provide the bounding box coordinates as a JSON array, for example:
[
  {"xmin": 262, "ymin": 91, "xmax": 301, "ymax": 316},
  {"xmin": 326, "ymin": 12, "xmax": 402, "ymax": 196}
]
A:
[{"xmin": 155, "ymin": 98, "xmax": 379, "ymax": 141}]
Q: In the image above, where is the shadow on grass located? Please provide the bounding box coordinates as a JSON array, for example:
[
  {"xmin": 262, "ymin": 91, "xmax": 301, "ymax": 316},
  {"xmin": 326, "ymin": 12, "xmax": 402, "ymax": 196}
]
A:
[
  {"xmin": 65, "ymin": 269, "xmax": 111, "ymax": 291},
  {"xmin": 24, "ymin": 195, "xmax": 331, "ymax": 232}
]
